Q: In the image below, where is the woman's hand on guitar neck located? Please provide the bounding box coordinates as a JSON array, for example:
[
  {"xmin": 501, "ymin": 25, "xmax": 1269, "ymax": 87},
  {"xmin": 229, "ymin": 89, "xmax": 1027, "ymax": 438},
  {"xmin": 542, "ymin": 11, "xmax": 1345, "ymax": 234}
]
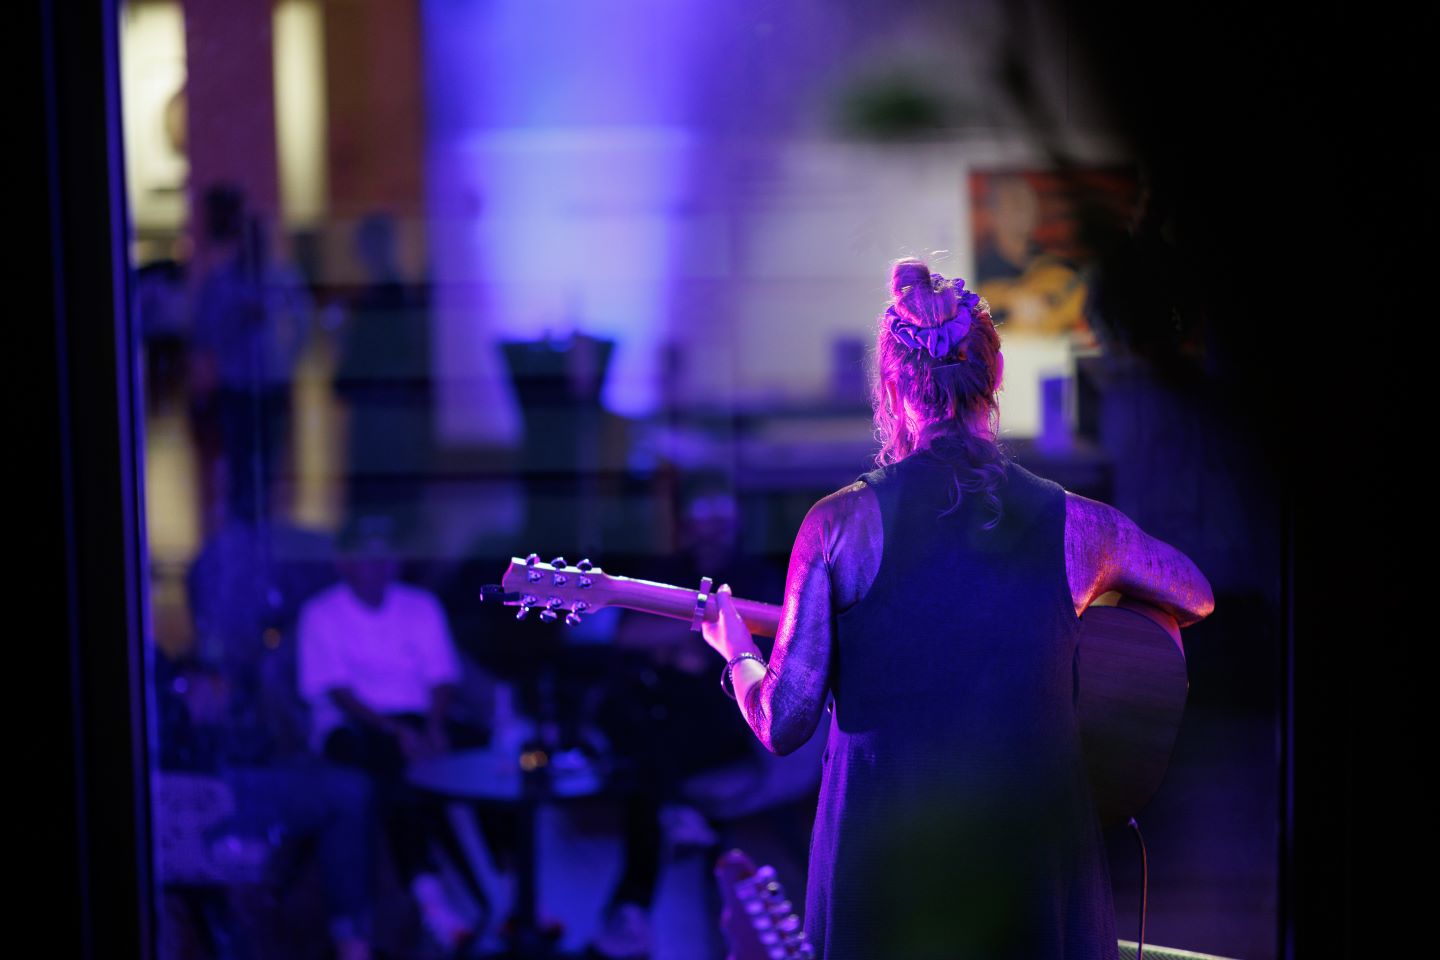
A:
[
  {"xmin": 702, "ymin": 585, "xmax": 771, "ymax": 728},
  {"xmin": 700, "ymin": 584, "xmax": 760, "ymax": 664}
]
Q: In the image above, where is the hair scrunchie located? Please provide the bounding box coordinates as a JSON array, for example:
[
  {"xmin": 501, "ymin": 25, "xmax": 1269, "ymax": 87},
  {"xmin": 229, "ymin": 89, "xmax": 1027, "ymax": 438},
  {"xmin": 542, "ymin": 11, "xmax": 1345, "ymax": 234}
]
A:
[
  {"xmin": 888, "ymin": 308, "xmax": 972, "ymax": 359},
  {"xmin": 887, "ymin": 273, "xmax": 987, "ymax": 360}
]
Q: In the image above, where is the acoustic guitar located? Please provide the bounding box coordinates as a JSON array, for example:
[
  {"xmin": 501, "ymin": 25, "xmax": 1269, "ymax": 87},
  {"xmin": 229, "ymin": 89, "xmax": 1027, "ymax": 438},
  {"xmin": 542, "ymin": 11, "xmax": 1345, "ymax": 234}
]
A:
[{"xmin": 484, "ymin": 555, "xmax": 1188, "ymax": 825}]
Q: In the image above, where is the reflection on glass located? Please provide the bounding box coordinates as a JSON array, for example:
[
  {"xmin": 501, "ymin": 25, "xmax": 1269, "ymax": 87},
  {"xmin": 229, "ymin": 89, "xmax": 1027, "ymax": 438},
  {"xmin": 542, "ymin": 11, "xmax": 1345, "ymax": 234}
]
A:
[{"xmin": 123, "ymin": 3, "xmax": 1276, "ymax": 958}]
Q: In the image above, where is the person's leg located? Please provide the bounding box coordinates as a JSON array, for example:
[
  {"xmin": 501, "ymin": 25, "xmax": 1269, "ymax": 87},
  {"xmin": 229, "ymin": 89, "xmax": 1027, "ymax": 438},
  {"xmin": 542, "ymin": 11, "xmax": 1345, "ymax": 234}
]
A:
[
  {"xmin": 227, "ymin": 764, "xmax": 377, "ymax": 958},
  {"xmin": 217, "ymin": 386, "xmax": 263, "ymax": 520},
  {"xmin": 328, "ymin": 720, "xmax": 476, "ymax": 949},
  {"xmin": 259, "ymin": 385, "xmax": 290, "ymax": 519},
  {"xmin": 297, "ymin": 765, "xmax": 376, "ymax": 952},
  {"xmin": 588, "ymin": 662, "xmax": 667, "ymax": 957},
  {"xmin": 187, "ymin": 387, "xmax": 225, "ymax": 533},
  {"xmin": 610, "ymin": 792, "xmax": 661, "ymax": 912},
  {"xmin": 324, "ymin": 724, "xmax": 430, "ymax": 883}
]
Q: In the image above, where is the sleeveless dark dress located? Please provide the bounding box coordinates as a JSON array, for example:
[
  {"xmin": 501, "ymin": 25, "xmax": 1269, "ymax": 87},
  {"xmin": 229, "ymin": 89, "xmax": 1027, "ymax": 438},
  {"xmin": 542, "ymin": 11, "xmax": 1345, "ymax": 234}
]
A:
[{"xmin": 802, "ymin": 452, "xmax": 1118, "ymax": 960}]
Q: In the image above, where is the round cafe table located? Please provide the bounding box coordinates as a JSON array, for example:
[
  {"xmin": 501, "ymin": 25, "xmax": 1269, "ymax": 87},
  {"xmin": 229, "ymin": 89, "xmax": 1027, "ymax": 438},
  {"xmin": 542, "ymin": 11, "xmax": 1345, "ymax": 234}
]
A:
[{"xmin": 409, "ymin": 746, "xmax": 605, "ymax": 958}]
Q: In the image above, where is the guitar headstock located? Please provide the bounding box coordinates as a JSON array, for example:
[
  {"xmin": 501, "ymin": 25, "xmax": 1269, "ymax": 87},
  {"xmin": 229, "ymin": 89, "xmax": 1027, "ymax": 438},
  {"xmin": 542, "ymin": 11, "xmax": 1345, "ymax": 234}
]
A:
[
  {"xmin": 485, "ymin": 554, "xmax": 618, "ymax": 626},
  {"xmin": 714, "ymin": 849, "xmax": 813, "ymax": 960}
]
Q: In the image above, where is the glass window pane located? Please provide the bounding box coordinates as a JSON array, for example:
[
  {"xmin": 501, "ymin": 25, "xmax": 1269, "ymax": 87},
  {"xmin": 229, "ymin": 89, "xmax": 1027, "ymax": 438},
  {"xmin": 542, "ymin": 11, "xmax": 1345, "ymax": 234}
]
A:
[{"xmin": 121, "ymin": 3, "xmax": 1280, "ymax": 958}]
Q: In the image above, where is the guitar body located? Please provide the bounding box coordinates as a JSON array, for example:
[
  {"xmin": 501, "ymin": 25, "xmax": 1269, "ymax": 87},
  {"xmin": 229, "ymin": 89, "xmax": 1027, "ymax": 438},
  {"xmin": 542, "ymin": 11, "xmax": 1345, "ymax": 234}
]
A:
[
  {"xmin": 490, "ymin": 557, "xmax": 1188, "ymax": 824},
  {"xmin": 1076, "ymin": 601, "xmax": 1188, "ymax": 825}
]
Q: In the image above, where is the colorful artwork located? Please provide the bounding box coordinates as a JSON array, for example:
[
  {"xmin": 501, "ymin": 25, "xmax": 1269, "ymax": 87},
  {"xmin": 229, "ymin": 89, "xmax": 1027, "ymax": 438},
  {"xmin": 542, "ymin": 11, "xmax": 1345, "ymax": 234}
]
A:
[{"xmin": 969, "ymin": 169, "xmax": 1139, "ymax": 343}]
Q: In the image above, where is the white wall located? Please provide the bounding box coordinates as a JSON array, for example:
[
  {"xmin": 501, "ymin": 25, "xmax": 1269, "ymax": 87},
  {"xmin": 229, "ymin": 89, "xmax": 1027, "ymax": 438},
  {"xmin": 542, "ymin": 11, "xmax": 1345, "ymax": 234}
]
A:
[{"xmin": 421, "ymin": 0, "xmax": 1126, "ymax": 445}]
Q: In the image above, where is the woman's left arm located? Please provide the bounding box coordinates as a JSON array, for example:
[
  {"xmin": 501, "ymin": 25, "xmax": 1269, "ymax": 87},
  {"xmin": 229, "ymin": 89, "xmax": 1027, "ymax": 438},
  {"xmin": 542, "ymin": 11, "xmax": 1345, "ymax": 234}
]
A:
[{"xmin": 704, "ymin": 500, "xmax": 838, "ymax": 756}]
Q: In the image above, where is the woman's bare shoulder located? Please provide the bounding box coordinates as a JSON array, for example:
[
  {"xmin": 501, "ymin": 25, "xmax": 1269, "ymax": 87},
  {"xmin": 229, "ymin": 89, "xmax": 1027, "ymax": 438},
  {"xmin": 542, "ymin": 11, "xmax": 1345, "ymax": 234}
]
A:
[
  {"xmin": 798, "ymin": 480, "xmax": 883, "ymax": 609},
  {"xmin": 803, "ymin": 481, "xmax": 882, "ymax": 545},
  {"xmin": 1064, "ymin": 489, "xmax": 1128, "ymax": 539},
  {"xmin": 811, "ymin": 479, "xmax": 877, "ymax": 518}
]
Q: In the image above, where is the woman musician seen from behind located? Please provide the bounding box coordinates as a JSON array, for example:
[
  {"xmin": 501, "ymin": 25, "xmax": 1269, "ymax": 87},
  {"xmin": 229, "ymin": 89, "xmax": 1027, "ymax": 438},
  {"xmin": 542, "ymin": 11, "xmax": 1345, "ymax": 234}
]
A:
[{"xmin": 701, "ymin": 257, "xmax": 1214, "ymax": 959}]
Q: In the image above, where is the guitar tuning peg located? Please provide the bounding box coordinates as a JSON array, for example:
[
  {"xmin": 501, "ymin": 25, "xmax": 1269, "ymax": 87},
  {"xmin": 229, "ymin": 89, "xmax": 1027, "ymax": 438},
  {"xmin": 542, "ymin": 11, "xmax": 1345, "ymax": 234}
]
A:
[
  {"xmin": 539, "ymin": 608, "xmax": 558, "ymax": 622},
  {"xmin": 515, "ymin": 605, "xmax": 532, "ymax": 620},
  {"xmin": 577, "ymin": 558, "xmax": 593, "ymax": 571},
  {"xmin": 526, "ymin": 553, "xmax": 539, "ymax": 566},
  {"xmin": 564, "ymin": 611, "xmax": 583, "ymax": 626},
  {"xmin": 551, "ymin": 556, "xmax": 567, "ymax": 569}
]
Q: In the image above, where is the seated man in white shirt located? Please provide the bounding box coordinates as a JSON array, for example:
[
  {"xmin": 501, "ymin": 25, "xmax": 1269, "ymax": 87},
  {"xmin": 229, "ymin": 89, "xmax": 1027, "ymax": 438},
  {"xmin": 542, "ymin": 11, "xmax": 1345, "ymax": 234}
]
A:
[{"xmin": 298, "ymin": 514, "xmax": 479, "ymax": 951}]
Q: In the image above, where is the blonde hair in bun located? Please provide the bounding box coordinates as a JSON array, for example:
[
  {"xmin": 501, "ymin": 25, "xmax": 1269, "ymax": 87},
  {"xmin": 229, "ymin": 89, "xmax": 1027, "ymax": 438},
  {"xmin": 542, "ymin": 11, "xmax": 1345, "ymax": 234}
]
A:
[{"xmin": 871, "ymin": 256, "xmax": 1007, "ymax": 525}]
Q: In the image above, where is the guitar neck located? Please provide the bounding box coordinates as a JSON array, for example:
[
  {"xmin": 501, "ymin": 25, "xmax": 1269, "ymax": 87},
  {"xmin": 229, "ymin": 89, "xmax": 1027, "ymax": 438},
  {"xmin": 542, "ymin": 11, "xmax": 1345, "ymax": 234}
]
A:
[
  {"xmin": 497, "ymin": 555, "xmax": 1189, "ymax": 826},
  {"xmin": 604, "ymin": 574, "xmax": 783, "ymax": 638}
]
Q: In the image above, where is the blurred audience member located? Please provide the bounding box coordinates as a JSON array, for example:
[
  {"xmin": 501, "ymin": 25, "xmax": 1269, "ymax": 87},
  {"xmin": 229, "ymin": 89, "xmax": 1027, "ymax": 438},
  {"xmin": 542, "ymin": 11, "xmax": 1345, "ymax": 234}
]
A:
[
  {"xmin": 186, "ymin": 519, "xmax": 336, "ymax": 757},
  {"xmin": 334, "ymin": 213, "xmax": 434, "ymax": 522},
  {"xmin": 298, "ymin": 514, "xmax": 485, "ymax": 952},
  {"xmin": 134, "ymin": 257, "xmax": 189, "ymax": 413},
  {"xmin": 189, "ymin": 183, "xmax": 314, "ymax": 527},
  {"xmin": 160, "ymin": 519, "xmax": 375, "ymax": 960},
  {"xmin": 587, "ymin": 482, "xmax": 787, "ymax": 959}
]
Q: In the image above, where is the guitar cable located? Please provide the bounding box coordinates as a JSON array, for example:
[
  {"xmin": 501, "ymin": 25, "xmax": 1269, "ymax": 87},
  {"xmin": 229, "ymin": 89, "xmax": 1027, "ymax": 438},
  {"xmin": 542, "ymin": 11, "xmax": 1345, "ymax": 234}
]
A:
[{"xmin": 1127, "ymin": 816, "xmax": 1148, "ymax": 960}]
